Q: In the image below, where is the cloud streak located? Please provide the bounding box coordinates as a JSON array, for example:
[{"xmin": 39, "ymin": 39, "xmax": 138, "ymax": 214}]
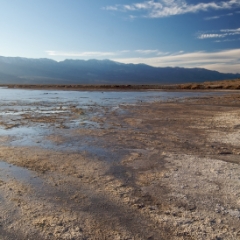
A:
[
  {"xmin": 103, "ymin": 0, "xmax": 240, "ymax": 18},
  {"xmin": 112, "ymin": 49, "xmax": 240, "ymax": 73},
  {"xmin": 46, "ymin": 49, "xmax": 168, "ymax": 57},
  {"xmin": 214, "ymin": 38, "xmax": 240, "ymax": 42},
  {"xmin": 198, "ymin": 28, "xmax": 240, "ymax": 39},
  {"xmin": 204, "ymin": 12, "xmax": 234, "ymax": 20},
  {"xmin": 136, "ymin": 49, "xmax": 158, "ymax": 54}
]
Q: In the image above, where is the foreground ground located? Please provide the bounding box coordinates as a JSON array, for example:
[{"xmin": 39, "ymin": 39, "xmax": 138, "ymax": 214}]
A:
[{"xmin": 0, "ymin": 91, "xmax": 240, "ymax": 239}]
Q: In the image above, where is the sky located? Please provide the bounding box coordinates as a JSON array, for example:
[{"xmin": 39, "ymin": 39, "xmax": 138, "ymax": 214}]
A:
[{"xmin": 0, "ymin": 0, "xmax": 240, "ymax": 73}]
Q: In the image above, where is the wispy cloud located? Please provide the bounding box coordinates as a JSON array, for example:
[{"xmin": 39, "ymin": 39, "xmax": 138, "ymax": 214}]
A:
[
  {"xmin": 198, "ymin": 34, "xmax": 226, "ymax": 39},
  {"xmin": 135, "ymin": 49, "xmax": 170, "ymax": 55},
  {"xmin": 204, "ymin": 12, "xmax": 233, "ymax": 20},
  {"xmin": 214, "ymin": 38, "xmax": 240, "ymax": 42},
  {"xmin": 197, "ymin": 27, "xmax": 240, "ymax": 39},
  {"xmin": 204, "ymin": 15, "xmax": 220, "ymax": 20},
  {"xmin": 135, "ymin": 49, "xmax": 159, "ymax": 54},
  {"xmin": 46, "ymin": 49, "xmax": 169, "ymax": 58},
  {"xmin": 46, "ymin": 51, "xmax": 116, "ymax": 57},
  {"xmin": 104, "ymin": 6, "xmax": 119, "ymax": 11},
  {"xmin": 112, "ymin": 49, "xmax": 240, "ymax": 73},
  {"xmin": 221, "ymin": 27, "xmax": 240, "ymax": 32},
  {"xmin": 103, "ymin": 0, "xmax": 240, "ymax": 18}
]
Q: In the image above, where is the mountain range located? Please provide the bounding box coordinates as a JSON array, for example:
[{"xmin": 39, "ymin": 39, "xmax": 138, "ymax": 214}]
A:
[{"xmin": 0, "ymin": 56, "xmax": 239, "ymax": 85}]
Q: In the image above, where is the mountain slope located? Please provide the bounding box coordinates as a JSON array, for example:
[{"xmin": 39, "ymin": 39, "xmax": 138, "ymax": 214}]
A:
[{"xmin": 0, "ymin": 56, "xmax": 239, "ymax": 84}]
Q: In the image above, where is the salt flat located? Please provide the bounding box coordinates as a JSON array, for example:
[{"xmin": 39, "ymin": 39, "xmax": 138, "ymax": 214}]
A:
[{"xmin": 0, "ymin": 89, "xmax": 240, "ymax": 239}]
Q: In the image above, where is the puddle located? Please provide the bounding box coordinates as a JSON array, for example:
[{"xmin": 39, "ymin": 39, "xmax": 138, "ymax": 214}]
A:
[
  {"xmin": 0, "ymin": 125, "xmax": 48, "ymax": 136},
  {"xmin": 0, "ymin": 88, "xmax": 225, "ymax": 107},
  {"xmin": 0, "ymin": 125, "xmax": 54, "ymax": 148},
  {"xmin": 0, "ymin": 110, "xmax": 69, "ymax": 116},
  {"xmin": 67, "ymin": 119, "xmax": 100, "ymax": 129},
  {"xmin": 0, "ymin": 161, "xmax": 77, "ymax": 204},
  {"xmin": 0, "ymin": 161, "xmax": 43, "ymax": 188}
]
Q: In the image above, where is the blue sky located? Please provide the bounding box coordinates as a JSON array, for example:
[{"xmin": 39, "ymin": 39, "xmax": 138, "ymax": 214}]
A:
[{"xmin": 0, "ymin": 0, "xmax": 240, "ymax": 73}]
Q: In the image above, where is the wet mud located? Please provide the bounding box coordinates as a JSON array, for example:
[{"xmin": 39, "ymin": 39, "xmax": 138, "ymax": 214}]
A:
[{"xmin": 0, "ymin": 90, "xmax": 240, "ymax": 239}]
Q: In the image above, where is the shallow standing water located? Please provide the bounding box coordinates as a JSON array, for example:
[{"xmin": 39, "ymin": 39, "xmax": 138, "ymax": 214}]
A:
[
  {"xmin": 0, "ymin": 87, "xmax": 220, "ymax": 106},
  {"xmin": 0, "ymin": 88, "xmax": 225, "ymax": 150}
]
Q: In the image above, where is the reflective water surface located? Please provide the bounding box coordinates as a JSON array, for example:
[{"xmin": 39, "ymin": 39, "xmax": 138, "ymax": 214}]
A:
[{"xmin": 0, "ymin": 88, "xmax": 224, "ymax": 150}]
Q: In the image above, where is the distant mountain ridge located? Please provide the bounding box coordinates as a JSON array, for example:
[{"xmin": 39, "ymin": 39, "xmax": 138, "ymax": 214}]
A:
[{"xmin": 0, "ymin": 56, "xmax": 239, "ymax": 85}]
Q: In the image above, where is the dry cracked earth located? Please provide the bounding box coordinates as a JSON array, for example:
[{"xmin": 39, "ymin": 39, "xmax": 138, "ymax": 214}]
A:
[{"xmin": 0, "ymin": 91, "xmax": 240, "ymax": 239}]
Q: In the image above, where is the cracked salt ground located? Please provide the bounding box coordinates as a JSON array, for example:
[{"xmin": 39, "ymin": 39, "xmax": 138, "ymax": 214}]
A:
[{"xmin": 0, "ymin": 89, "xmax": 240, "ymax": 239}]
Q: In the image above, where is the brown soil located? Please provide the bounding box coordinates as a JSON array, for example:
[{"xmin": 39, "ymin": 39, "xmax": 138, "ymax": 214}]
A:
[
  {"xmin": 179, "ymin": 78, "xmax": 240, "ymax": 90},
  {"xmin": 0, "ymin": 92, "xmax": 240, "ymax": 239}
]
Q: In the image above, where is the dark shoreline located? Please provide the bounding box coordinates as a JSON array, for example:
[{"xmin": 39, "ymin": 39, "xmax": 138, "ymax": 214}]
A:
[
  {"xmin": 1, "ymin": 84, "xmax": 177, "ymax": 91},
  {"xmin": 1, "ymin": 78, "xmax": 240, "ymax": 91}
]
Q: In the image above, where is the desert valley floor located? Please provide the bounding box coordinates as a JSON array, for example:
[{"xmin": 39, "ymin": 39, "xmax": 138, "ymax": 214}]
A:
[{"xmin": 0, "ymin": 89, "xmax": 240, "ymax": 239}]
